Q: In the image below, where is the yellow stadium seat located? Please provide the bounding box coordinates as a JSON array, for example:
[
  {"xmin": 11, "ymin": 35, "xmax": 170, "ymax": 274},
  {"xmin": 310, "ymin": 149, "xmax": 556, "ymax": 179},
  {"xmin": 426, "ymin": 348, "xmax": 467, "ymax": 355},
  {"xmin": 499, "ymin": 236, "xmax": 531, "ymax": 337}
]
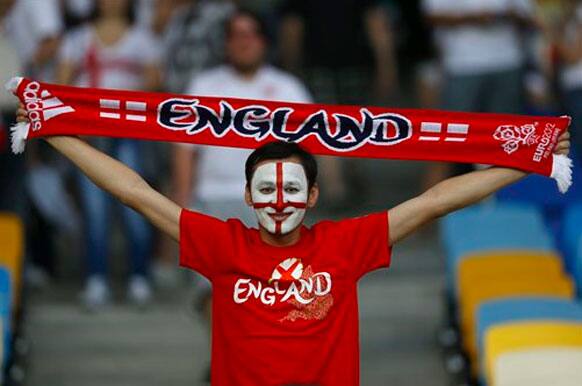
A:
[
  {"xmin": 457, "ymin": 251, "xmax": 564, "ymax": 299},
  {"xmin": 0, "ymin": 213, "xmax": 24, "ymax": 307},
  {"xmin": 460, "ymin": 276, "xmax": 574, "ymax": 361},
  {"xmin": 484, "ymin": 322, "xmax": 582, "ymax": 384},
  {"xmin": 493, "ymin": 347, "xmax": 582, "ymax": 386},
  {"xmin": 458, "ymin": 251, "xmax": 566, "ymax": 367}
]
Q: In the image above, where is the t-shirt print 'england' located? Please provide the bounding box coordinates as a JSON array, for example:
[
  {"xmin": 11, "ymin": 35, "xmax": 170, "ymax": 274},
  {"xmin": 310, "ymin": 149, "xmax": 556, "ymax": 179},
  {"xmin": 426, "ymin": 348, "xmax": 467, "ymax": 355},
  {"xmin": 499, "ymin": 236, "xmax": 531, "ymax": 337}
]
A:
[{"xmin": 233, "ymin": 257, "xmax": 334, "ymax": 322}]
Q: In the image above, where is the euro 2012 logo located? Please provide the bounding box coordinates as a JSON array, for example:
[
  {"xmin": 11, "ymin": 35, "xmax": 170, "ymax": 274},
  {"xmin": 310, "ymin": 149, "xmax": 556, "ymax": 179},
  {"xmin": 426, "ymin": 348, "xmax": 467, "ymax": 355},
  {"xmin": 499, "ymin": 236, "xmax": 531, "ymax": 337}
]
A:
[{"xmin": 493, "ymin": 123, "xmax": 539, "ymax": 155}]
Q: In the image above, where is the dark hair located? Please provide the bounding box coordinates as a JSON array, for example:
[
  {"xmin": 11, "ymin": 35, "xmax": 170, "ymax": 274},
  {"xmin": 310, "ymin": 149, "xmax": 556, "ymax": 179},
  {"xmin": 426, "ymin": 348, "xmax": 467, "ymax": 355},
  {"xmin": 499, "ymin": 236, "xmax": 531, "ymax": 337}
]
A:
[
  {"xmin": 89, "ymin": 0, "xmax": 136, "ymax": 24},
  {"xmin": 245, "ymin": 141, "xmax": 318, "ymax": 189},
  {"xmin": 225, "ymin": 8, "xmax": 268, "ymax": 41}
]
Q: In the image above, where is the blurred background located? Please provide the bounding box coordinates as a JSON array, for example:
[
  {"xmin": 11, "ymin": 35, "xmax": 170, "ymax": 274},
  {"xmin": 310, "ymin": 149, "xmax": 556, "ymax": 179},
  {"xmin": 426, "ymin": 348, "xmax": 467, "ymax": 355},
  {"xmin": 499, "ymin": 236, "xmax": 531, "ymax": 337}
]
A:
[{"xmin": 0, "ymin": 0, "xmax": 582, "ymax": 385}]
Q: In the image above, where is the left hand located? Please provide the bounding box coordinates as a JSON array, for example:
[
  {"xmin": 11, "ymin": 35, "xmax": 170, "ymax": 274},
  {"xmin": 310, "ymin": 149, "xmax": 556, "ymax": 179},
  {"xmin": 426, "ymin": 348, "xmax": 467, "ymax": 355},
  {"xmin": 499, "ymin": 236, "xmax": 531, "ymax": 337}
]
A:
[{"xmin": 554, "ymin": 131, "xmax": 570, "ymax": 156}]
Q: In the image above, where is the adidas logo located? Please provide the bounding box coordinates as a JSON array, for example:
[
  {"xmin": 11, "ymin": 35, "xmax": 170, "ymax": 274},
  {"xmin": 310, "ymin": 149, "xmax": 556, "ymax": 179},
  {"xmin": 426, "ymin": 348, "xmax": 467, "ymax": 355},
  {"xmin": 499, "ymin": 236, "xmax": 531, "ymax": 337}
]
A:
[
  {"xmin": 39, "ymin": 90, "xmax": 75, "ymax": 121},
  {"xmin": 22, "ymin": 81, "xmax": 75, "ymax": 131}
]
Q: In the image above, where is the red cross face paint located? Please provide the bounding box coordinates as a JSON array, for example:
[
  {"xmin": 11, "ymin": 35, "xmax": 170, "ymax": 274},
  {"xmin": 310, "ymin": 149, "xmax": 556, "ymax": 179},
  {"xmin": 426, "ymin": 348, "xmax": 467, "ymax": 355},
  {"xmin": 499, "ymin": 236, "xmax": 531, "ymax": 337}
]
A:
[{"xmin": 251, "ymin": 161, "xmax": 308, "ymax": 234}]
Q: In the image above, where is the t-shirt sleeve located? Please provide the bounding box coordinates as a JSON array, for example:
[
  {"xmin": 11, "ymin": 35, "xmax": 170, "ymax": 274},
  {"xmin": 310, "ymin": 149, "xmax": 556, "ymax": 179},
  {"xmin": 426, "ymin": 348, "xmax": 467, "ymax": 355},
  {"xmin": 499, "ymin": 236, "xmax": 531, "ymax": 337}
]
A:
[
  {"xmin": 179, "ymin": 208, "xmax": 234, "ymax": 280},
  {"xmin": 339, "ymin": 211, "xmax": 392, "ymax": 279}
]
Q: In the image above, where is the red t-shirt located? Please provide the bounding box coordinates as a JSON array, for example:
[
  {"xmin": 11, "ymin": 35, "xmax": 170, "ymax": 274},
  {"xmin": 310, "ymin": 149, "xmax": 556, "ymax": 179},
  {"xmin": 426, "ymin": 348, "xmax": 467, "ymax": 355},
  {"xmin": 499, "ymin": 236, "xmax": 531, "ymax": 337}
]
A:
[{"xmin": 179, "ymin": 209, "xmax": 392, "ymax": 386}]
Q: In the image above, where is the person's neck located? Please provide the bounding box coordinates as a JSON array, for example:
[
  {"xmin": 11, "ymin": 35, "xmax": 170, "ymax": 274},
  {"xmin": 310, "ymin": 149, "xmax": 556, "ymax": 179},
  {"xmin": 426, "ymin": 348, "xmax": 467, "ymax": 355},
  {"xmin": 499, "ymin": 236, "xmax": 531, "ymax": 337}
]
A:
[
  {"xmin": 95, "ymin": 17, "xmax": 128, "ymax": 45},
  {"xmin": 259, "ymin": 226, "xmax": 302, "ymax": 247},
  {"xmin": 232, "ymin": 64, "xmax": 261, "ymax": 81},
  {"xmin": 97, "ymin": 16, "xmax": 126, "ymax": 29}
]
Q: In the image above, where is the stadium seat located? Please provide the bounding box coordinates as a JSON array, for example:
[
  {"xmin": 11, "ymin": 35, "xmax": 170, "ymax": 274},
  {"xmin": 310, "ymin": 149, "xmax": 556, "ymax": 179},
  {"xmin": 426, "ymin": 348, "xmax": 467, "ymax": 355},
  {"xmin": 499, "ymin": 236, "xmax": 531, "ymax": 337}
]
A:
[
  {"xmin": 493, "ymin": 348, "xmax": 582, "ymax": 386},
  {"xmin": 484, "ymin": 322, "xmax": 582, "ymax": 384},
  {"xmin": 562, "ymin": 204, "xmax": 582, "ymax": 275},
  {"xmin": 0, "ymin": 268, "xmax": 12, "ymax": 366},
  {"xmin": 440, "ymin": 204, "xmax": 554, "ymax": 299},
  {"xmin": 457, "ymin": 251, "xmax": 563, "ymax": 300},
  {"xmin": 496, "ymin": 150, "xmax": 582, "ymax": 260},
  {"xmin": 576, "ymin": 237, "xmax": 582, "ymax": 297},
  {"xmin": 475, "ymin": 298, "xmax": 582, "ymax": 374},
  {"xmin": 0, "ymin": 213, "xmax": 24, "ymax": 307},
  {"xmin": 459, "ymin": 254, "xmax": 567, "ymax": 358},
  {"xmin": 459, "ymin": 276, "xmax": 575, "ymax": 357},
  {"xmin": 496, "ymin": 150, "xmax": 582, "ymax": 209}
]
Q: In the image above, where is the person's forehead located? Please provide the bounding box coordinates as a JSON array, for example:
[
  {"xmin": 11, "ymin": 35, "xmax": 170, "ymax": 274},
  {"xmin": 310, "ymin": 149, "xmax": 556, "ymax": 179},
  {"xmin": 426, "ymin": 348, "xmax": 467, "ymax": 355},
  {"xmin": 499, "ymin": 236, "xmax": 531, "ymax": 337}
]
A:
[
  {"xmin": 254, "ymin": 156, "xmax": 301, "ymax": 169},
  {"xmin": 252, "ymin": 158, "xmax": 305, "ymax": 180},
  {"xmin": 228, "ymin": 14, "xmax": 260, "ymax": 35}
]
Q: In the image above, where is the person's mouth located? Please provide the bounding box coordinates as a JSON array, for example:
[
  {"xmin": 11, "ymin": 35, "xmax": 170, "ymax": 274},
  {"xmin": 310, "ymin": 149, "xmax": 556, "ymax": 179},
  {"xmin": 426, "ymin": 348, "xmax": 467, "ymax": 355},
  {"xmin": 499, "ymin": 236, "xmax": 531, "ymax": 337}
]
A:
[{"xmin": 269, "ymin": 212, "xmax": 291, "ymax": 222}]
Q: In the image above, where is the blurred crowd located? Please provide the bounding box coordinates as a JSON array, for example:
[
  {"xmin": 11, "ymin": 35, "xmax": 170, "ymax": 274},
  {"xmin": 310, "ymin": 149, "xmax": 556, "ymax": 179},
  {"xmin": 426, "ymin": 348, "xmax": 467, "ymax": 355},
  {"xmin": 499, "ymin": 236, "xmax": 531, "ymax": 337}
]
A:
[{"xmin": 0, "ymin": 0, "xmax": 580, "ymax": 311}]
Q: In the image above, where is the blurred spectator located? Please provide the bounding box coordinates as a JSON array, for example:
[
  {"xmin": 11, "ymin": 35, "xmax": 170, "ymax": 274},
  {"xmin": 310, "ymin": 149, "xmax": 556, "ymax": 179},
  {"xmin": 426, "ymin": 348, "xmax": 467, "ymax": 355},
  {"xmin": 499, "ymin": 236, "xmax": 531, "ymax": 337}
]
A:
[
  {"xmin": 0, "ymin": 29, "xmax": 23, "ymax": 215},
  {"xmin": 422, "ymin": 0, "xmax": 536, "ymax": 186},
  {"xmin": 171, "ymin": 9, "xmax": 312, "ymax": 380},
  {"xmin": 278, "ymin": 0, "xmax": 396, "ymax": 206},
  {"xmin": 555, "ymin": 0, "xmax": 582, "ymax": 155},
  {"xmin": 423, "ymin": 0, "xmax": 535, "ymax": 114},
  {"xmin": 56, "ymin": 0, "xmax": 162, "ymax": 309},
  {"xmin": 157, "ymin": 0, "xmax": 235, "ymax": 94},
  {"xmin": 2, "ymin": 0, "xmax": 78, "ymax": 287},
  {"xmin": 2, "ymin": 0, "xmax": 62, "ymax": 81},
  {"xmin": 147, "ymin": 0, "xmax": 235, "ymax": 286},
  {"xmin": 279, "ymin": 0, "xmax": 398, "ymax": 105},
  {"xmin": 61, "ymin": 0, "xmax": 94, "ymax": 27}
]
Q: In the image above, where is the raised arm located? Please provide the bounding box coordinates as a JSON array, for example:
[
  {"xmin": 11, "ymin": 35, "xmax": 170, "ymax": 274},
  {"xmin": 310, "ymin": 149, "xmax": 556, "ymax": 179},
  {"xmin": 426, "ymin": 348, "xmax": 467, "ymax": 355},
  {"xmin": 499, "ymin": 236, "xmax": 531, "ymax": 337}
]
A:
[
  {"xmin": 388, "ymin": 132, "xmax": 571, "ymax": 245},
  {"xmin": 17, "ymin": 106, "xmax": 181, "ymax": 241}
]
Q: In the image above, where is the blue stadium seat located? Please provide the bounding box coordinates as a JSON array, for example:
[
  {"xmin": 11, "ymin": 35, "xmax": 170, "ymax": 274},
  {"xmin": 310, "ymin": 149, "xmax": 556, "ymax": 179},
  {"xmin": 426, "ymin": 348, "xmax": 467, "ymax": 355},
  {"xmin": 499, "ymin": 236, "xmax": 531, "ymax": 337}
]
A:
[
  {"xmin": 496, "ymin": 150, "xmax": 582, "ymax": 208},
  {"xmin": 441, "ymin": 204, "xmax": 554, "ymax": 298},
  {"xmin": 476, "ymin": 297, "xmax": 582, "ymax": 370},
  {"xmin": 0, "ymin": 268, "xmax": 11, "ymax": 367},
  {"xmin": 563, "ymin": 204, "xmax": 582, "ymax": 276},
  {"xmin": 576, "ymin": 237, "xmax": 582, "ymax": 298},
  {"xmin": 497, "ymin": 151, "xmax": 582, "ymax": 271}
]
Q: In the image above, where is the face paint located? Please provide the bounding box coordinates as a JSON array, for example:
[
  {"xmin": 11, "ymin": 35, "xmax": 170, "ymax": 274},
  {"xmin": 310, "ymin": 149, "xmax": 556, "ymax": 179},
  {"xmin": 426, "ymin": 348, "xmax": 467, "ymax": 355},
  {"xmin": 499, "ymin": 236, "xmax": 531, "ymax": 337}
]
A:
[{"xmin": 250, "ymin": 161, "xmax": 308, "ymax": 234}]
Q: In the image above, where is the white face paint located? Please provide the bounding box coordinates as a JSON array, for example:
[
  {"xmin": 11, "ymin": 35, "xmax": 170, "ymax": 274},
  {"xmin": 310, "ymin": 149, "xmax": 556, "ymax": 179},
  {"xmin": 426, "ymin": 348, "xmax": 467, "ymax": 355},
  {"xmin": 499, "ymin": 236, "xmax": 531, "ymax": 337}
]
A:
[{"xmin": 250, "ymin": 161, "xmax": 309, "ymax": 234}]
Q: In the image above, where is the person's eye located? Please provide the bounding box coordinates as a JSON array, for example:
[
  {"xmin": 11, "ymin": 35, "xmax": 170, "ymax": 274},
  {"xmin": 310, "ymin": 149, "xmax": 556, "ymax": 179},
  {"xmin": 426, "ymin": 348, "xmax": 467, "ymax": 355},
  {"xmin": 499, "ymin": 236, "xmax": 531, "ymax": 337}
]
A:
[
  {"xmin": 259, "ymin": 187, "xmax": 275, "ymax": 194},
  {"xmin": 285, "ymin": 187, "xmax": 300, "ymax": 194}
]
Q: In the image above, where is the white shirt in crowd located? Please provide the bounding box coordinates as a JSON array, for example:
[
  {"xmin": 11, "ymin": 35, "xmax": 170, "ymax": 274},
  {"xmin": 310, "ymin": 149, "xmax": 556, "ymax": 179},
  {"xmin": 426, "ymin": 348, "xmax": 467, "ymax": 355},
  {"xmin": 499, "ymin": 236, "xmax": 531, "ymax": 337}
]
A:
[
  {"xmin": 561, "ymin": 4, "xmax": 582, "ymax": 90},
  {"xmin": 2, "ymin": 0, "xmax": 62, "ymax": 80},
  {"xmin": 59, "ymin": 25, "xmax": 161, "ymax": 90},
  {"xmin": 423, "ymin": 0, "xmax": 533, "ymax": 75},
  {"xmin": 185, "ymin": 65, "xmax": 312, "ymax": 202}
]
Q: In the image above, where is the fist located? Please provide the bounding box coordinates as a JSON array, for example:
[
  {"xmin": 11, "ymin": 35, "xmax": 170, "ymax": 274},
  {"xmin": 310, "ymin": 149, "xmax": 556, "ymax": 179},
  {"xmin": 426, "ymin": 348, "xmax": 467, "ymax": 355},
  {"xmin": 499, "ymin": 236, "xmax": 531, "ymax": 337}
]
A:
[
  {"xmin": 554, "ymin": 131, "xmax": 570, "ymax": 156},
  {"xmin": 16, "ymin": 103, "xmax": 28, "ymax": 123}
]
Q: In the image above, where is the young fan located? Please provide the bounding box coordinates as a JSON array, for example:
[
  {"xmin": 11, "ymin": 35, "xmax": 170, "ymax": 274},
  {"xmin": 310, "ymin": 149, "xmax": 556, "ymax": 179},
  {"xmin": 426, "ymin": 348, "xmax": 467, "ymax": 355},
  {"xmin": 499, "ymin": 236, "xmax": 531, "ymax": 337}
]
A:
[{"xmin": 15, "ymin": 105, "xmax": 570, "ymax": 385}]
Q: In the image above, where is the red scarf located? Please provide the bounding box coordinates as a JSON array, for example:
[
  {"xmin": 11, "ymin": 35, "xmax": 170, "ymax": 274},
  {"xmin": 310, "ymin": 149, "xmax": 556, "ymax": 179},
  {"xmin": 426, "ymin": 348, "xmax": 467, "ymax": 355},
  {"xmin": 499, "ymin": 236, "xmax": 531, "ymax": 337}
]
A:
[{"xmin": 7, "ymin": 77, "xmax": 573, "ymax": 192}]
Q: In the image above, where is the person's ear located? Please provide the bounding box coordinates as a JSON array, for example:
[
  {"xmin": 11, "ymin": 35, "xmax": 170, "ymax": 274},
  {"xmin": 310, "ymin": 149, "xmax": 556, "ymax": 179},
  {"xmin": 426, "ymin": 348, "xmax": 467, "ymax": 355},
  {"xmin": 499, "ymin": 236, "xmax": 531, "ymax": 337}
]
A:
[
  {"xmin": 245, "ymin": 185, "xmax": 253, "ymax": 207},
  {"xmin": 307, "ymin": 183, "xmax": 319, "ymax": 208}
]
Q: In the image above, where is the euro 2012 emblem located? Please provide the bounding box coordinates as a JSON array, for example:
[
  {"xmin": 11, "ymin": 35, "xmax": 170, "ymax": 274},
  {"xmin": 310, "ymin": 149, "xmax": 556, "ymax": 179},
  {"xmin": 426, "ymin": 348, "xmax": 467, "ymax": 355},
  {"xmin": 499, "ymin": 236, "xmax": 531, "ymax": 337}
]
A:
[
  {"xmin": 493, "ymin": 123, "xmax": 539, "ymax": 155},
  {"xmin": 268, "ymin": 257, "xmax": 303, "ymax": 283}
]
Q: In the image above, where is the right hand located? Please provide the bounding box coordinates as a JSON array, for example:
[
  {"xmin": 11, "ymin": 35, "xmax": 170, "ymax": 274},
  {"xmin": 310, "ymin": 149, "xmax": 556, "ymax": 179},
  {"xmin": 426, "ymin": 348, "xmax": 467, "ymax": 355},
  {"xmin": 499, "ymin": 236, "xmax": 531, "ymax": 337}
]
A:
[{"xmin": 16, "ymin": 103, "xmax": 28, "ymax": 123}]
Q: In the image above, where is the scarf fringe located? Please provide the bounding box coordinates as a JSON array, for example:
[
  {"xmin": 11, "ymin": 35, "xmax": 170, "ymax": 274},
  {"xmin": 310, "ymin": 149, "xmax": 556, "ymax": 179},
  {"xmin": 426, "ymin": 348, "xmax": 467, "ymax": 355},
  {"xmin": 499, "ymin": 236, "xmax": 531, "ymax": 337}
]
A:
[
  {"xmin": 5, "ymin": 76, "xmax": 22, "ymax": 93},
  {"xmin": 5, "ymin": 77, "xmax": 28, "ymax": 153},
  {"xmin": 10, "ymin": 122, "xmax": 29, "ymax": 154},
  {"xmin": 551, "ymin": 154, "xmax": 573, "ymax": 194}
]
